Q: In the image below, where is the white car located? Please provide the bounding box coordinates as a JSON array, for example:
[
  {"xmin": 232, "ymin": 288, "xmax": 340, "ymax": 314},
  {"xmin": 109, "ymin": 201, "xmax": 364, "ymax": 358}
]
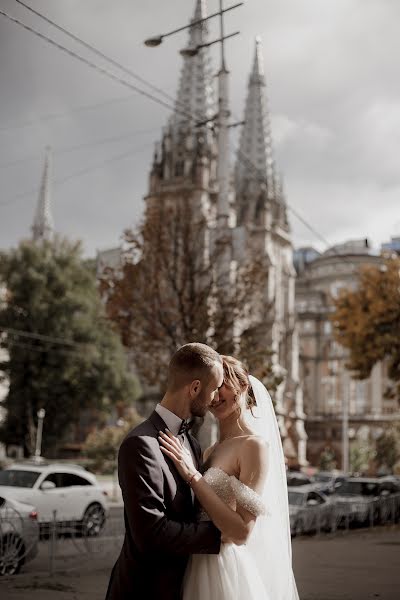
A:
[
  {"xmin": 0, "ymin": 462, "xmax": 108, "ymax": 536},
  {"xmin": 0, "ymin": 494, "xmax": 39, "ymax": 575}
]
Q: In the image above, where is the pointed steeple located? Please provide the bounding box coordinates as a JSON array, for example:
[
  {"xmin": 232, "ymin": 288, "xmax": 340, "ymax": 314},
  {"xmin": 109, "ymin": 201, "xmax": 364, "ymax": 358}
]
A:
[
  {"xmin": 32, "ymin": 146, "xmax": 54, "ymax": 242},
  {"xmin": 171, "ymin": 0, "xmax": 214, "ymax": 131},
  {"xmin": 235, "ymin": 37, "xmax": 277, "ymax": 206}
]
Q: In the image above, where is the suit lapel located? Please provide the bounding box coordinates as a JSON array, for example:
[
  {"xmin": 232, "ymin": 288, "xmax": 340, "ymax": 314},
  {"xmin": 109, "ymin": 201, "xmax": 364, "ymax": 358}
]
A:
[
  {"xmin": 187, "ymin": 433, "xmax": 201, "ymax": 471},
  {"xmin": 149, "ymin": 410, "xmax": 193, "ymax": 502}
]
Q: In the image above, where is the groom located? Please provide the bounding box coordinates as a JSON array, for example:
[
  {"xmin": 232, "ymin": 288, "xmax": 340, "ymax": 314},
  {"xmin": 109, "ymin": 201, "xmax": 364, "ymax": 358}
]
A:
[{"xmin": 105, "ymin": 343, "xmax": 223, "ymax": 600}]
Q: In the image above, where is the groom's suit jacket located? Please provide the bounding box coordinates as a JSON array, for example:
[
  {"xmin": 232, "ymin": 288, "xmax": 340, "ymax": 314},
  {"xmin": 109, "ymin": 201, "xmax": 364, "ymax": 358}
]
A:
[{"xmin": 105, "ymin": 410, "xmax": 221, "ymax": 600}]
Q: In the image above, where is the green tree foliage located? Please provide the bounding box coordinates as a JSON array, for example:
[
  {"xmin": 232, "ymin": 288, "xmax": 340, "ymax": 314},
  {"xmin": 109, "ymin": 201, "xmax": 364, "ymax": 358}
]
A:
[
  {"xmin": 83, "ymin": 408, "xmax": 143, "ymax": 472},
  {"xmin": 350, "ymin": 441, "xmax": 375, "ymax": 475},
  {"xmin": 0, "ymin": 238, "xmax": 138, "ymax": 456},
  {"xmin": 331, "ymin": 256, "xmax": 400, "ymax": 402},
  {"xmin": 319, "ymin": 446, "xmax": 337, "ymax": 471},
  {"xmin": 375, "ymin": 427, "xmax": 400, "ymax": 472}
]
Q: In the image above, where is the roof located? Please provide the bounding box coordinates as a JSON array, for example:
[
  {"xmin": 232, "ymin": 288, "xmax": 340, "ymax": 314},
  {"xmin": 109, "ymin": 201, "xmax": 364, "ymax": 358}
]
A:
[{"xmin": 7, "ymin": 462, "xmax": 89, "ymax": 474}]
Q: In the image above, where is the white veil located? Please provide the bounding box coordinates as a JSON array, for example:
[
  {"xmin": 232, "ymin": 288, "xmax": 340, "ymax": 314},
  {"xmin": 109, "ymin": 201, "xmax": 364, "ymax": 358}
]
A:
[{"xmin": 245, "ymin": 375, "xmax": 299, "ymax": 600}]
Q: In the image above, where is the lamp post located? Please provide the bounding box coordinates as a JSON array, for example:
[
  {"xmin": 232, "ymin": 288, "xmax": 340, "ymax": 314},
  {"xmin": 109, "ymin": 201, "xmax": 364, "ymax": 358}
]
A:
[
  {"xmin": 34, "ymin": 408, "xmax": 46, "ymax": 462},
  {"xmin": 341, "ymin": 373, "xmax": 349, "ymax": 474},
  {"xmin": 144, "ymin": 0, "xmax": 241, "ymax": 272}
]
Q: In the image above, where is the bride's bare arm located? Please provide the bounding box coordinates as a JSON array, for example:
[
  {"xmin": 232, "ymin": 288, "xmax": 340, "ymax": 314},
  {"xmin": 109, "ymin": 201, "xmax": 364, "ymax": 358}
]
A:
[{"xmin": 159, "ymin": 431, "xmax": 268, "ymax": 545}]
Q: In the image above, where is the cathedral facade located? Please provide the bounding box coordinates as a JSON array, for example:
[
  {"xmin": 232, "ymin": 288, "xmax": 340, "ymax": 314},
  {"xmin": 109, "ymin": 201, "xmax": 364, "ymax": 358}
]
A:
[{"xmin": 139, "ymin": 0, "xmax": 307, "ymax": 466}]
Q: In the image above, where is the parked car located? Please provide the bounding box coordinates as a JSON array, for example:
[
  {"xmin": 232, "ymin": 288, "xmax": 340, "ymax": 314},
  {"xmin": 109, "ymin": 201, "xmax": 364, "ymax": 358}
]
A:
[
  {"xmin": 0, "ymin": 494, "xmax": 39, "ymax": 575},
  {"xmin": 332, "ymin": 477, "xmax": 400, "ymax": 525},
  {"xmin": 288, "ymin": 486, "xmax": 334, "ymax": 535},
  {"xmin": 0, "ymin": 462, "xmax": 108, "ymax": 537},
  {"xmin": 313, "ymin": 472, "xmax": 346, "ymax": 495},
  {"xmin": 286, "ymin": 472, "xmax": 314, "ymax": 487}
]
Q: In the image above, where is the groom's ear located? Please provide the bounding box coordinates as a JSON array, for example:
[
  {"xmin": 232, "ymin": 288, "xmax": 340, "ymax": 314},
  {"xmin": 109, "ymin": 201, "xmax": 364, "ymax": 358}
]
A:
[{"xmin": 189, "ymin": 379, "xmax": 202, "ymax": 397}]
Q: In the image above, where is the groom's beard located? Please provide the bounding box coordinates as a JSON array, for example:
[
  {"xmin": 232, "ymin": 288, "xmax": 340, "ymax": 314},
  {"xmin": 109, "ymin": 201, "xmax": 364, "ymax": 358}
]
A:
[{"xmin": 190, "ymin": 388, "xmax": 210, "ymax": 418}]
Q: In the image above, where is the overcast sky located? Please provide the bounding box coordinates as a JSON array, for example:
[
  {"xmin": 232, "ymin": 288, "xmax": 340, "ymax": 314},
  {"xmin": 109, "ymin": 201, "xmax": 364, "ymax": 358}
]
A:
[{"xmin": 1, "ymin": 0, "xmax": 399, "ymax": 257}]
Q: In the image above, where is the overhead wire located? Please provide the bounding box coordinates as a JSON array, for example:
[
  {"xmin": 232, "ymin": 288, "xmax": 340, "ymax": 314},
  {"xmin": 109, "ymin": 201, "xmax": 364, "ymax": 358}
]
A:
[
  {"xmin": 1, "ymin": 5, "xmax": 348, "ymax": 256},
  {"xmin": 13, "ymin": 0, "xmax": 183, "ymax": 110},
  {"xmin": 0, "ymin": 141, "xmax": 154, "ymax": 207},
  {"xmin": 0, "ymin": 127, "xmax": 159, "ymax": 170},
  {"xmin": 0, "ymin": 9, "xmax": 196, "ymax": 123}
]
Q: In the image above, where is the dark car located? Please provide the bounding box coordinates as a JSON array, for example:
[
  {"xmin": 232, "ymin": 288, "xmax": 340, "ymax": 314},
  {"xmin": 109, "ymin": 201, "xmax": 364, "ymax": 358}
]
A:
[
  {"xmin": 286, "ymin": 472, "xmax": 314, "ymax": 487},
  {"xmin": 288, "ymin": 486, "xmax": 334, "ymax": 535},
  {"xmin": 313, "ymin": 472, "xmax": 346, "ymax": 495},
  {"xmin": 333, "ymin": 477, "xmax": 400, "ymax": 525}
]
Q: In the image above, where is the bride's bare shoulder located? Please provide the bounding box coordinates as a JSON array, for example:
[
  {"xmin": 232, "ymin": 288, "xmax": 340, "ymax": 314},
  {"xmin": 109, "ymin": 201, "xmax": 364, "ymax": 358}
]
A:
[{"xmin": 240, "ymin": 435, "xmax": 269, "ymax": 462}]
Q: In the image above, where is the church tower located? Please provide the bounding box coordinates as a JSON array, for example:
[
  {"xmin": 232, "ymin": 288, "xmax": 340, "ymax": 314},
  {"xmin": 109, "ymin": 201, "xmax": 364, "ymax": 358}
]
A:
[
  {"xmin": 235, "ymin": 38, "xmax": 307, "ymax": 466},
  {"xmin": 148, "ymin": 0, "xmax": 217, "ymax": 209},
  {"xmin": 32, "ymin": 146, "xmax": 54, "ymax": 242}
]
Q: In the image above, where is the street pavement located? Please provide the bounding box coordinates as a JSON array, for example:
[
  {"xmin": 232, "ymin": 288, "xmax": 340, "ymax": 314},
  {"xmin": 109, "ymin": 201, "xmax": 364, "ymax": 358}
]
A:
[{"xmin": 0, "ymin": 520, "xmax": 399, "ymax": 600}]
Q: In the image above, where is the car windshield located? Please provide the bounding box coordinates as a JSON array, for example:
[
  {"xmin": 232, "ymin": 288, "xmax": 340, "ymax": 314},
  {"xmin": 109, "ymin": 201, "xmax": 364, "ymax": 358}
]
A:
[
  {"xmin": 337, "ymin": 481, "xmax": 379, "ymax": 496},
  {"xmin": 0, "ymin": 469, "xmax": 41, "ymax": 488},
  {"xmin": 314, "ymin": 474, "xmax": 332, "ymax": 482},
  {"xmin": 288, "ymin": 491, "xmax": 304, "ymax": 506}
]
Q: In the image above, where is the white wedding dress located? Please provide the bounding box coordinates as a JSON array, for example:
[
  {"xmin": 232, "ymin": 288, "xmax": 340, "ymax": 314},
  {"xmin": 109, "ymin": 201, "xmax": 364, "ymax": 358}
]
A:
[{"xmin": 183, "ymin": 466, "xmax": 270, "ymax": 600}]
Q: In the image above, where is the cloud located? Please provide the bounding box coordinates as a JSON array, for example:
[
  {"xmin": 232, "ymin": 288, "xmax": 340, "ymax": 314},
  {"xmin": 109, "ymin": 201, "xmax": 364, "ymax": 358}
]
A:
[{"xmin": 1, "ymin": 0, "xmax": 399, "ymax": 256}]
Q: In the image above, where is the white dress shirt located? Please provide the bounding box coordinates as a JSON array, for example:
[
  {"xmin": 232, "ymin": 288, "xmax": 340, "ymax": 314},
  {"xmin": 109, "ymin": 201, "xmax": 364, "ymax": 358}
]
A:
[{"xmin": 155, "ymin": 404, "xmax": 197, "ymax": 501}]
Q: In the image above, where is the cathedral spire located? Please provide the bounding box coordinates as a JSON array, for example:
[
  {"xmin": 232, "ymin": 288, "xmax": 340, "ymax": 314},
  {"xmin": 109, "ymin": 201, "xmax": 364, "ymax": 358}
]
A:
[
  {"xmin": 235, "ymin": 37, "xmax": 276, "ymax": 202},
  {"xmin": 171, "ymin": 0, "xmax": 214, "ymax": 130},
  {"xmin": 32, "ymin": 146, "xmax": 54, "ymax": 242}
]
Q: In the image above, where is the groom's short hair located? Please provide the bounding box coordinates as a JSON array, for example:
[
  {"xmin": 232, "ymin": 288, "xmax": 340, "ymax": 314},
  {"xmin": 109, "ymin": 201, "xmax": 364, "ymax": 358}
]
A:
[{"xmin": 167, "ymin": 343, "xmax": 222, "ymax": 391}]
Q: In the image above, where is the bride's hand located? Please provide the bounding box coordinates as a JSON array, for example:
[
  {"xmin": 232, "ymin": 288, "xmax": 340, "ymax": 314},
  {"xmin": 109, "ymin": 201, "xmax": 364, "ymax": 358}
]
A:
[{"xmin": 158, "ymin": 430, "xmax": 197, "ymax": 482}]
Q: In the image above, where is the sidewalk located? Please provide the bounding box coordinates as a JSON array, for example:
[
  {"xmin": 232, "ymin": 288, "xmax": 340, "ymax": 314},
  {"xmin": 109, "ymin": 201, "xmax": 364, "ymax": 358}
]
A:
[{"xmin": 1, "ymin": 525, "xmax": 399, "ymax": 599}]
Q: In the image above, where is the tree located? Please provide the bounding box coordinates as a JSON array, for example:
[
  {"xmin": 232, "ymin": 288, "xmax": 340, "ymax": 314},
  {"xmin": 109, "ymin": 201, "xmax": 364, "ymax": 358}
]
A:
[
  {"xmin": 319, "ymin": 446, "xmax": 337, "ymax": 471},
  {"xmin": 0, "ymin": 238, "xmax": 139, "ymax": 456},
  {"xmin": 82, "ymin": 407, "xmax": 143, "ymax": 472},
  {"xmin": 100, "ymin": 198, "xmax": 278, "ymax": 392},
  {"xmin": 375, "ymin": 427, "xmax": 400, "ymax": 473},
  {"xmin": 331, "ymin": 256, "xmax": 400, "ymax": 402},
  {"xmin": 350, "ymin": 441, "xmax": 375, "ymax": 475}
]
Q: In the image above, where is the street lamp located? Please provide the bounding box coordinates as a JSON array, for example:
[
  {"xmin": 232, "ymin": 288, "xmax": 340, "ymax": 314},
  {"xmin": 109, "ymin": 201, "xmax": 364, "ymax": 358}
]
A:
[
  {"xmin": 34, "ymin": 408, "xmax": 46, "ymax": 463},
  {"xmin": 143, "ymin": 2, "xmax": 243, "ymax": 48},
  {"xmin": 179, "ymin": 31, "xmax": 240, "ymax": 57}
]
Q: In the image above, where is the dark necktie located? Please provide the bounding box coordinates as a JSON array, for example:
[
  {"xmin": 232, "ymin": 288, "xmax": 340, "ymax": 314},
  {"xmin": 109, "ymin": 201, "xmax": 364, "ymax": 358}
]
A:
[{"xmin": 178, "ymin": 419, "xmax": 194, "ymax": 436}]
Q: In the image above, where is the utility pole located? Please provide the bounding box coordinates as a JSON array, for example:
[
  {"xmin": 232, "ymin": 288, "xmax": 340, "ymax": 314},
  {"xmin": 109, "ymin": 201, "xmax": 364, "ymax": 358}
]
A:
[{"xmin": 342, "ymin": 373, "xmax": 349, "ymax": 474}]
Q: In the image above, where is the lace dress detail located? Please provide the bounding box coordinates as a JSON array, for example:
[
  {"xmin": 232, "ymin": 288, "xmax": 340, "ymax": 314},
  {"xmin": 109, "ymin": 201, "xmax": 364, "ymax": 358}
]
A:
[
  {"xmin": 184, "ymin": 467, "xmax": 270, "ymax": 600},
  {"xmin": 200, "ymin": 467, "xmax": 266, "ymax": 520}
]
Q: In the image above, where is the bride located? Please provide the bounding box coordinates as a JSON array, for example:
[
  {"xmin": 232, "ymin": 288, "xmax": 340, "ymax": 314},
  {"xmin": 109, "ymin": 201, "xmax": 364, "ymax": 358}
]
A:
[{"xmin": 159, "ymin": 355, "xmax": 299, "ymax": 600}]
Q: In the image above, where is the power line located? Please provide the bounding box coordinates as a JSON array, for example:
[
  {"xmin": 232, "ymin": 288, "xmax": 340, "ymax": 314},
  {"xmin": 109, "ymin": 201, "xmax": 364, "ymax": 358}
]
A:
[
  {"xmin": 2, "ymin": 338, "xmax": 89, "ymax": 358},
  {"xmin": 0, "ymin": 9, "xmax": 196, "ymax": 123},
  {"xmin": 0, "ymin": 127, "xmax": 158, "ymax": 170},
  {"xmin": 13, "ymin": 0, "xmax": 181, "ymax": 110},
  {"xmin": 0, "ymin": 93, "xmax": 136, "ymax": 134},
  {"xmin": 0, "ymin": 325, "xmax": 87, "ymax": 348},
  {"xmin": 0, "ymin": 141, "xmax": 153, "ymax": 207},
  {"xmin": 1, "ymin": 6, "xmax": 349, "ymax": 256}
]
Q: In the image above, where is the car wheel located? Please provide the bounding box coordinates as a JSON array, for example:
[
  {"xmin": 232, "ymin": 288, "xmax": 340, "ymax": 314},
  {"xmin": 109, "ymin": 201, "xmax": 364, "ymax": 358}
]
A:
[
  {"xmin": 0, "ymin": 534, "xmax": 25, "ymax": 576},
  {"xmin": 295, "ymin": 519, "xmax": 306, "ymax": 536},
  {"xmin": 80, "ymin": 503, "xmax": 105, "ymax": 537}
]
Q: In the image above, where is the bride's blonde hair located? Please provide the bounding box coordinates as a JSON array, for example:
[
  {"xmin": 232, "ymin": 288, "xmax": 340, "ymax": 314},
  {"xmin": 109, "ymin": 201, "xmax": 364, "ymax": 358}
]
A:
[{"xmin": 221, "ymin": 355, "xmax": 257, "ymax": 411}]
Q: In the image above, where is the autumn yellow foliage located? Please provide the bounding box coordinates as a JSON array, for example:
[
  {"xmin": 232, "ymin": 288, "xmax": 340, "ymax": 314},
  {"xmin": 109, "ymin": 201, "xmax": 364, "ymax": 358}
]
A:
[{"xmin": 331, "ymin": 256, "xmax": 400, "ymax": 401}]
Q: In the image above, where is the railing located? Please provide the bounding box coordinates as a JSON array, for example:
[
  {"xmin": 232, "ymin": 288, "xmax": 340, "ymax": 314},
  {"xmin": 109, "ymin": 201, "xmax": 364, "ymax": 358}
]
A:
[
  {"xmin": 291, "ymin": 494, "xmax": 400, "ymax": 537},
  {"xmin": 0, "ymin": 504, "xmax": 39, "ymax": 576}
]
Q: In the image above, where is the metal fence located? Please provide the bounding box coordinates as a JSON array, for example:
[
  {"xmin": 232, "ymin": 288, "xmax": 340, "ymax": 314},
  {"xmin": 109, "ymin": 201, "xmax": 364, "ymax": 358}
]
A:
[
  {"xmin": 291, "ymin": 494, "xmax": 400, "ymax": 537},
  {"xmin": 0, "ymin": 503, "xmax": 39, "ymax": 576},
  {"xmin": 0, "ymin": 505, "xmax": 123, "ymax": 577},
  {"xmin": 2, "ymin": 496, "xmax": 399, "ymax": 578}
]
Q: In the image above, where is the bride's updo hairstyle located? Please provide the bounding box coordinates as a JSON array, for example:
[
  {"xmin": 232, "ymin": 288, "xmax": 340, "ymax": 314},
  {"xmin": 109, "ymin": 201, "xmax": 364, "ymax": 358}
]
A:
[{"xmin": 221, "ymin": 355, "xmax": 257, "ymax": 411}]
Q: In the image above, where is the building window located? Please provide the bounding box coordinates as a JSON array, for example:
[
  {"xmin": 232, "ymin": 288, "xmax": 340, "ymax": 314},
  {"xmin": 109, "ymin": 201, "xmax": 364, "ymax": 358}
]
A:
[{"xmin": 324, "ymin": 321, "xmax": 332, "ymax": 335}]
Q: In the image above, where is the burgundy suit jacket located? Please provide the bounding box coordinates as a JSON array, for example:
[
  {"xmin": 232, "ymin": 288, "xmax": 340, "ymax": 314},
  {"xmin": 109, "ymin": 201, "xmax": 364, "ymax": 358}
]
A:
[{"xmin": 105, "ymin": 410, "xmax": 221, "ymax": 600}]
